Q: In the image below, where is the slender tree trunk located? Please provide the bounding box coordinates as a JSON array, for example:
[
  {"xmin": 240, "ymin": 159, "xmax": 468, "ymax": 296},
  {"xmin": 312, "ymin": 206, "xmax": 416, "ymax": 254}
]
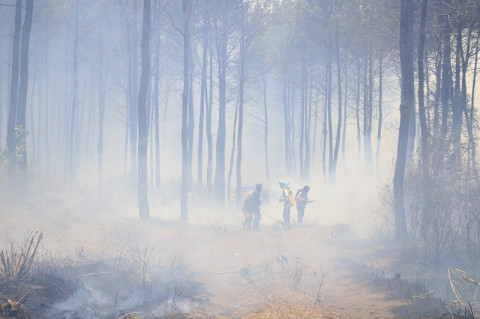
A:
[
  {"xmin": 327, "ymin": 44, "xmax": 333, "ymax": 180},
  {"xmin": 332, "ymin": 28, "xmax": 342, "ymax": 183},
  {"xmin": 394, "ymin": 0, "xmax": 414, "ymax": 240},
  {"xmin": 68, "ymin": 0, "xmax": 79, "ymax": 180},
  {"xmin": 433, "ymin": 46, "xmax": 442, "ymax": 137},
  {"xmin": 129, "ymin": 2, "xmax": 139, "ymax": 186},
  {"xmin": 206, "ymin": 39, "xmax": 213, "ymax": 192},
  {"xmin": 452, "ymin": 28, "xmax": 463, "ymax": 156},
  {"xmin": 0, "ymin": 36, "xmax": 3, "ymax": 143},
  {"xmin": 153, "ymin": 36, "xmax": 161, "ymax": 188},
  {"xmin": 6, "ymin": 0, "xmax": 22, "ymax": 171},
  {"xmin": 44, "ymin": 26, "xmax": 50, "ymax": 171},
  {"xmin": 342, "ymin": 61, "xmax": 348, "ymax": 163},
  {"xmin": 322, "ymin": 66, "xmax": 328, "ymax": 180},
  {"xmin": 376, "ymin": 56, "xmax": 383, "ymax": 175},
  {"xmin": 356, "ymin": 60, "xmax": 361, "ymax": 166},
  {"xmin": 305, "ymin": 69, "xmax": 312, "ymax": 179},
  {"xmin": 418, "ymin": 0, "xmax": 430, "ymax": 232},
  {"xmin": 181, "ymin": 0, "xmax": 192, "ymax": 220},
  {"xmin": 214, "ymin": 11, "xmax": 228, "ymax": 205},
  {"xmin": 469, "ymin": 34, "xmax": 479, "ymax": 168},
  {"xmin": 363, "ymin": 57, "xmax": 369, "ymax": 172},
  {"xmin": 365, "ymin": 52, "xmax": 374, "ymax": 173},
  {"xmin": 261, "ymin": 76, "xmax": 270, "ymax": 181},
  {"xmin": 187, "ymin": 44, "xmax": 195, "ymax": 188},
  {"xmin": 235, "ymin": 0, "xmax": 245, "ymax": 208},
  {"xmin": 35, "ymin": 55, "xmax": 42, "ymax": 166},
  {"xmin": 312, "ymin": 83, "xmax": 320, "ymax": 165},
  {"xmin": 300, "ymin": 58, "xmax": 306, "ymax": 179},
  {"xmin": 137, "ymin": 0, "xmax": 151, "ymax": 220},
  {"xmin": 227, "ymin": 99, "xmax": 239, "ymax": 208},
  {"xmin": 28, "ymin": 59, "xmax": 36, "ymax": 165},
  {"xmin": 440, "ymin": 10, "xmax": 452, "ymax": 138},
  {"xmin": 98, "ymin": 43, "xmax": 106, "ymax": 187},
  {"xmin": 461, "ymin": 29, "xmax": 474, "ymax": 171},
  {"xmin": 198, "ymin": 5, "xmax": 208, "ymax": 186},
  {"xmin": 283, "ymin": 80, "xmax": 292, "ymax": 175}
]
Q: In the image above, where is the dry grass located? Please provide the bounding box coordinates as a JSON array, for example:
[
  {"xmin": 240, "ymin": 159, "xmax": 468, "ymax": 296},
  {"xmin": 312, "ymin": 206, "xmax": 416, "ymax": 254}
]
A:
[
  {"xmin": 247, "ymin": 301, "xmax": 347, "ymax": 319},
  {"xmin": 0, "ymin": 231, "xmax": 42, "ymax": 280}
]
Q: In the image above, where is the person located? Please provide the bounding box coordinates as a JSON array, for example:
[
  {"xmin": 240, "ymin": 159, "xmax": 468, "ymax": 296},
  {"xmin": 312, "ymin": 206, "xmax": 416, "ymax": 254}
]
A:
[
  {"xmin": 279, "ymin": 180, "xmax": 294, "ymax": 229},
  {"xmin": 242, "ymin": 183, "xmax": 262, "ymax": 230},
  {"xmin": 295, "ymin": 185, "xmax": 314, "ymax": 224}
]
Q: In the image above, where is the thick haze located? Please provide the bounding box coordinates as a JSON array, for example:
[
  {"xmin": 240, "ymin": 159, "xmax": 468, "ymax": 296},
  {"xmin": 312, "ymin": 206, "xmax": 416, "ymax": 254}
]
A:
[{"xmin": 0, "ymin": 0, "xmax": 478, "ymax": 234}]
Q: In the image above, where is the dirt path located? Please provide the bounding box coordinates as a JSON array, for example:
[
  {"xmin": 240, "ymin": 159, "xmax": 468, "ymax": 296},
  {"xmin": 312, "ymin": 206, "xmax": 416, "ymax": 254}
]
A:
[{"xmin": 130, "ymin": 222, "xmax": 415, "ymax": 318}]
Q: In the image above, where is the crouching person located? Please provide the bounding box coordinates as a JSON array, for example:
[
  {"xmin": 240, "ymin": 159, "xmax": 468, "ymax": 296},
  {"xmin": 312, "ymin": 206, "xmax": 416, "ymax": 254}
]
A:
[{"xmin": 242, "ymin": 183, "xmax": 262, "ymax": 230}]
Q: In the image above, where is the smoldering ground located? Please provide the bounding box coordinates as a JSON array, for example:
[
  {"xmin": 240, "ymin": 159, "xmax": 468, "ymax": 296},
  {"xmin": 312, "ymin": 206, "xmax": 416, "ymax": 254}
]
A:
[{"xmin": 0, "ymin": 174, "xmax": 465, "ymax": 319}]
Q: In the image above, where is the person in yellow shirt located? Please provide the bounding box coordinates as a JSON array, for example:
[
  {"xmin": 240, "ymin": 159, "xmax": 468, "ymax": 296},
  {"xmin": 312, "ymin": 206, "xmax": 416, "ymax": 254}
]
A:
[{"xmin": 279, "ymin": 180, "xmax": 294, "ymax": 229}]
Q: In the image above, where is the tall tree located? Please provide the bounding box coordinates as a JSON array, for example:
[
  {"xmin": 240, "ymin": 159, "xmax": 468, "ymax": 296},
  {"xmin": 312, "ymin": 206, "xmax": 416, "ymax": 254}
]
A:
[
  {"xmin": 6, "ymin": 0, "xmax": 22, "ymax": 171},
  {"xmin": 137, "ymin": 0, "xmax": 151, "ymax": 220},
  {"xmin": 181, "ymin": 0, "xmax": 193, "ymax": 220},
  {"xmin": 394, "ymin": 0, "xmax": 414, "ymax": 240},
  {"xmin": 235, "ymin": 0, "xmax": 245, "ymax": 207},
  {"xmin": 68, "ymin": 0, "xmax": 79, "ymax": 180},
  {"xmin": 213, "ymin": 0, "xmax": 229, "ymax": 205},
  {"xmin": 418, "ymin": 0, "xmax": 430, "ymax": 232},
  {"xmin": 98, "ymin": 42, "xmax": 106, "ymax": 187},
  {"xmin": 15, "ymin": 0, "xmax": 33, "ymax": 171},
  {"xmin": 197, "ymin": 1, "xmax": 209, "ymax": 186}
]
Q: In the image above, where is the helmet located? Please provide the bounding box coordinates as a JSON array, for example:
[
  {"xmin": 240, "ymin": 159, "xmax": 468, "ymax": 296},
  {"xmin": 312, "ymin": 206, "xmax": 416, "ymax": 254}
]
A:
[{"xmin": 279, "ymin": 180, "xmax": 289, "ymax": 189}]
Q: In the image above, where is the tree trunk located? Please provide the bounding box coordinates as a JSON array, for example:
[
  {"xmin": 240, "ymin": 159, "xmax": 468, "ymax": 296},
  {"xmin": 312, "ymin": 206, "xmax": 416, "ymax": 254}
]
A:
[
  {"xmin": 299, "ymin": 58, "xmax": 306, "ymax": 179},
  {"xmin": 283, "ymin": 80, "xmax": 293, "ymax": 175},
  {"xmin": 0, "ymin": 36, "xmax": 3, "ymax": 143},
  {"xmin": 332, "ymin": 28, "xmax": 342, "ymax": 184},
  {"xmin": 187, "ymin": 43, "xmax": 195, "ymax": 188},
  {"xmin": 452, "ymin": 28, "xmax": 463, "ymax": 156},
  {"xmin": 305, "ymin": 69, "xmax": 312, "ymax": 179},
  {"xmin": 327, "ymin": 44, "xmax": 333, "ymax": 180},
  {"xmin": 394, "ymin": 0, "xmax": 414, "ymax": 240},
  {"xmin": 44, "ymin": 26, "xmax": 50, "ymax": 171},
  {"xmin": 356, "ymin": 60, "xmax": 361, "ymax": 165},
  {"xmin": 206, "ymin": 37, "xmax": 213, "ymax": 192},
  {"xmin": 28, "ymin": 57, "xmax": 36, "ymax": 165},
  {"xmin": 468, "ymin": 34, "xmax": 479, "ymax": 168},
  {"xmin": 418, "ymin": 0, "xmax": 430, "ymax": 232},
  {"xmin": 6, "ymin": 0, "xmax": 22, "ymax": 171},
  {"xmin": 227, "ymin": 99, "xmax": 239, "ymax": 208},
  {"xmin": 342, "ymin": 60, "xmax": 348, "ymax": 164},
  {"xmin": 197, "ymin": 4, "xmax": 208, "ymax": 186},
  {"xmin": 153, "ymin": 36, "xmax": 161, "ymax": 189},
  {"xmin": 137, "ymin": 0, "xmax": 151, "ymax": 220},
  {"xmin": 98, "ymin": 43, "xmax": 106, "ymax": 187},
  {"xmin": 129, "ymin": 2, "xmax": 139, "ymax": 186},
  {"xmin": 181, "ymin": 0, "xmax": 192, "ymax": 220},
  {"xmin": 214, "ymin": 7, "xmax": 228, "ymax": 205},
  {"xmin": 440, "ymin": 8, "xmax": 452, "ymax": 138},
  {"xmin": 322, "ymin": 67, "xmax": 328, "ymax": 180},
  {"xmin": 235, "ymin": 0, "xmax": 245, "ymax": 208},
  {"xmin": 68, "ymin": 0, "xmax": 79, "ymax": 180},
  {"xmin": 433, "ymin": 46, "xmax": 442, "ymax": 137},
  {"xmin": 261, "ymin": 76, "xmax": 270, "ymax": 181},
  {"xmin": 376, "ymin": 56, "xmax": 383, "ymax": 175}
]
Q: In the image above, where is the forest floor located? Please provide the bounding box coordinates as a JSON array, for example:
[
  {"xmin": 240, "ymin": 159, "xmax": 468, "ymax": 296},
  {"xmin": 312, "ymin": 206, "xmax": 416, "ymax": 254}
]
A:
[{"xmin": 0, "ymin": 179, "xmax": 458, "ymax": 318}]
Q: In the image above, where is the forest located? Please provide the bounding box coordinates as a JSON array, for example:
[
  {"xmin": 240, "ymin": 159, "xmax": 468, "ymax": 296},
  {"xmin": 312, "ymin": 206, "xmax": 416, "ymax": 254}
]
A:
[{"xmin": 0, "ymin": 0, "xmax": 480, "ymax": 318}]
